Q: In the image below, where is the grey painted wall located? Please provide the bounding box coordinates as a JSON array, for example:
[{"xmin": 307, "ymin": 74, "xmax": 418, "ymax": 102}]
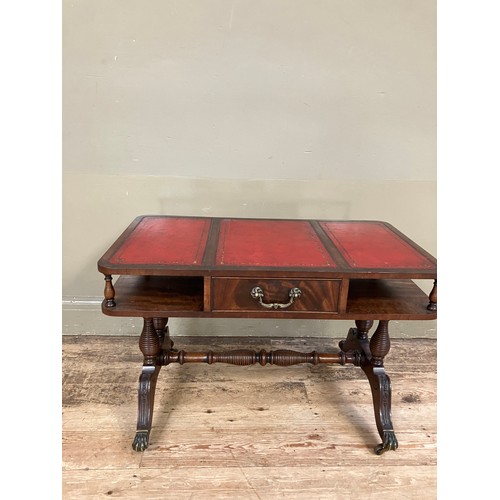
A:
[{"xmin": 63, "ymin": 0, "xmax": 436, "ymax": 337}]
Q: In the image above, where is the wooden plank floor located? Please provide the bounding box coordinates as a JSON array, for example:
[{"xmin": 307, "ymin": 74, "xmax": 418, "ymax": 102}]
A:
[{"xmin": 62, "ymin": 335, "xmax": 436, "ymax": 499}]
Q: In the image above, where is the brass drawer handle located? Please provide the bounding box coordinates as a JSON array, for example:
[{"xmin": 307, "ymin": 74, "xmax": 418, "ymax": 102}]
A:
[{"xmin": 250, "ymin": 286, "xmax": 302, "ymax": 310}]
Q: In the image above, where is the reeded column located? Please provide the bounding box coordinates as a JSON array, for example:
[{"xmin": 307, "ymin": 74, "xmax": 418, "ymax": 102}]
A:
[
  {"xmin": 139, "ymin": 318, "xmax": 161, "ymax": 365},
  {"xmin": 370, "ymin": 320, "xmax": 391, "ymax": 366}
]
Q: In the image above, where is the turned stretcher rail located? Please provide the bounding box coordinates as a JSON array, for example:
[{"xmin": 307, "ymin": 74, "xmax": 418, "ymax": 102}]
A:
[{"xmin": 160, "ymin": 349, "xmax": 361, "ymax": 366}]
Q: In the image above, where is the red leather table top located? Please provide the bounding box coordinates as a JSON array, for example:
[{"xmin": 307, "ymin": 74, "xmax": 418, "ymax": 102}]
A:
[
  {"xmin": 215, "ymin": 219, "xmax": 336, "ymax": 268},
  {"xmin": 109, "ymin": 217, "xmax": 211, "ymax": 266},
  {"xmin": 99, "ymin": 216, "xmax": 436, "ymax": 277},
  {"xmin": 319, "ymin": 221, "xmax": 434, "ymax": 269}
]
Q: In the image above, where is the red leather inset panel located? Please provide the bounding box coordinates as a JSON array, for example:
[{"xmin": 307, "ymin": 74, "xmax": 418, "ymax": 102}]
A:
[
  {"xmin": 216, "ymin": 219, "xmax": 336, "ymax": 268},
  {"xmin": 109, "ymin": 217, "xmax": 210, "ymax": 265},
  {"xmin": 320, "ymin": 221, "xmax": 434, "ymax": 269}
]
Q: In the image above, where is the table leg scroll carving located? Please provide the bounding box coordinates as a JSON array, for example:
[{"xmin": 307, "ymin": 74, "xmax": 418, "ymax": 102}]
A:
[
  {"xmin": 359, "ymin": 319, "xmax": 398, "ymax": 454},
  {"xmin": 133, "ymin": 364, "xmax": 161, "ymax": 452},
  {"xmin": 133, "ymin": 317, "xmax": 162, "ymax": 451},
  {"xmin": 362, "ymin": 364, "xmax": 398, "ymax": 454}
]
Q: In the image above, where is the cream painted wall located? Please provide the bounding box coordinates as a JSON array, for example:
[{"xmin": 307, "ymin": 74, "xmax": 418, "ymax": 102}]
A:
[{"xmin": 63, "ymin": 0, "xmax": 436, "ymax": 337}]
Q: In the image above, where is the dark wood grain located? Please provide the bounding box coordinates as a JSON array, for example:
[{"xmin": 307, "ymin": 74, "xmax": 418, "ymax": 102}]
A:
[
  {"xmin": 103, "ymin": 275, "xmax": 204, "ymax": 316},
  {"xmin": 345, "ymin": 279, "xmax": 436, "ymax": 319},
  {"xmin": 102, "ymin": 276, "xmax": 436, "ymax": 321},
  {"xmin": 201, "ymin": 218, "xmax": 221, "ymax": 266},
  {"xmin": 212, "ymin": 277, "xmax": 342, "ymax": 313}
]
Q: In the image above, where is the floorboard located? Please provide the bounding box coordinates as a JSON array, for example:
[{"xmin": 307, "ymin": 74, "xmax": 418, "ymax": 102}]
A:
[{"xmin": 63, "ymin": 335, "xmax": 436, "ymax": 499}]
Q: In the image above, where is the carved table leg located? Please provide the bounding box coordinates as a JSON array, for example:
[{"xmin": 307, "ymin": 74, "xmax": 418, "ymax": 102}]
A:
[
  {"xmin": 133, "ymin": 364, "xmax": 161, "ymax": 452},
  {"xmin": 361, "ymin": 320, "xmax": 398, "ymax": 454},
  {"xmin": 132, "ymin": 317, "xmax": 162, "ymax": 452}
]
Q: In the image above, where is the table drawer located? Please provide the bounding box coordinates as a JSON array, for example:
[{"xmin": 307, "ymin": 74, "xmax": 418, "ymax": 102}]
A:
[{"xmin": 212, "ymin": 278, "xmax": 341, "ymax": 313}]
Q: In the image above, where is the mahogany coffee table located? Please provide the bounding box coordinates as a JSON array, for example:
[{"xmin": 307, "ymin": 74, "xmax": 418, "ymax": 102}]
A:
[{"xmin": 97, "ymin": 215, "xmax": 437, "ymax": 454}]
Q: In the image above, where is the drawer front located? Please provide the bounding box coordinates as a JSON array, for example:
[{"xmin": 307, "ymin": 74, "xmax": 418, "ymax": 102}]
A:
[{"xmin": 212, "ymin": 278, "xmax": 341, "ymax": 313}]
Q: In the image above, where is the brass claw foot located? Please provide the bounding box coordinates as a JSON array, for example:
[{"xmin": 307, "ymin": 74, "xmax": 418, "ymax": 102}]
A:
[
  {"xmin": 375, "ymin": 430, "xmax": 399, "ymax": 455},
  {"xmin": 132, "ymin": 430, "xmax": 150, "ymax": 452}
]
